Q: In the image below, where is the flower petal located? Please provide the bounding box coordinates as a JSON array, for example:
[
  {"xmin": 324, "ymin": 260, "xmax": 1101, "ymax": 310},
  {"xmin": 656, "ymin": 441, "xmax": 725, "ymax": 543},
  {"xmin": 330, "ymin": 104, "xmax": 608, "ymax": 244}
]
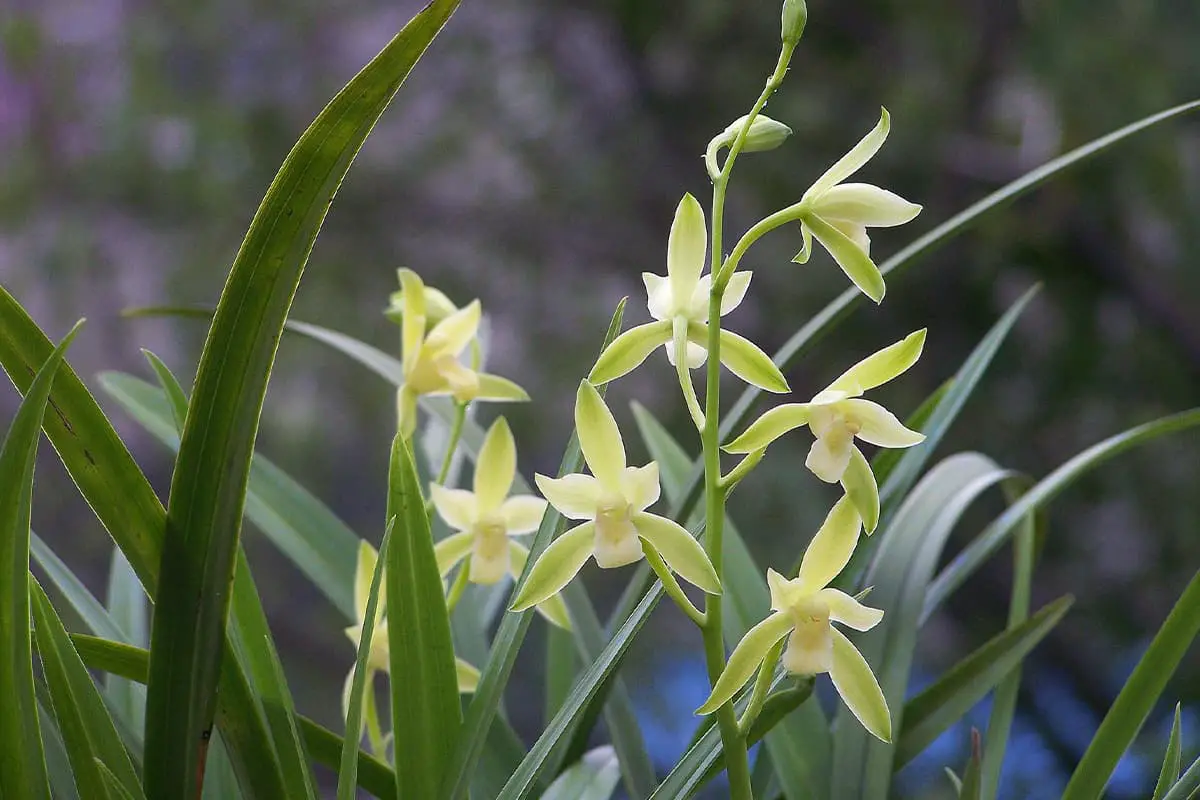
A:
[
  {"xmin": 805, "ymin": 212, "xmax": 886, "ymax": 304},
  {"xmin": 842, "ymin": 399, "xmax": 926, "ymax": 448},
  {"xmin": 696, "ymin": 612, "xmax": 794, "ymax": 714},
  {"xmin": 791, "ymin": 221, "xmax": 814, "ymax": 265},
  {"xmin": 500, "ymin": 495, "xmax": 547, "ymax": 535},
  {"xmin": 668, "ymin": 193, "xmax": 707, "ymax": 312},
  {"xmin": 632, "ymin": 512, "xmax": 720, "ymax": 594},
  {"xmin": 686, "ymin": 324, "xmax": 788, "ymax": 393},
  {"xmin": 426, "ymin": 299, "xmax": 481, "ymax": 358},
  {"xmin": 620, "ymin": 463, "xmax": 661, "ymax": 513},
  {"xmin": 475, "ymin": 373, "xmax": 530, "ymax": 402},
  {"xmin": 825, "ymin": 329, "xmax": 926, "ymax": 396},
  {"xmin": 720, "ymin": 271, "xmax": 753, "ymax": 316},
  {"xmin": 588, "ymin": 321, "xmax": 673, "ymax": 386},
  {"xmin": 397, "ymin": 386, "xmax": 418, "ymax": 438},
  {"xmin": 434, "ymin": 531, "xmax": 474, "ymax": 578},
  {"xmin": 840, "ymin": 445, "xmax": 880, "ymax": 534},
  {"xmin": 806, "ymin": 425, "xmax": 855, "ymax": 483},
  {"xmin": 816, "ymin": 183, "xmax": 922, "ymax": 227},
  {"xmin": 474, "ymin": 417, "xmax": 516, "ymax": 511},
  {"xmin": 575, "ymin": 380, "xmax": 626, "ymax": 488},
  {"xmin": 429, "ymin": 484, "xmax": 477, "ymax": 531},
  {"xmin": 506, "ymin": 541, "xmax": 572, "ymax": 630},
  {"xmin": 723, "ymin": 404, "xmax": 811, "ymax": 453},
  {"xmin": 819, "ymin": 588, "xmax": 884, "ymax": 631},
  {"xmin": 509, "ymin": 521, "xmax": 596, "ymax": 611},
  {"xmin": 796, "ymin": 495, "xmax": 862, "ymax": 592},
  {"xmin": 397, "ymin": 269, "xmax": 427, "ymax": 377},
  {"xmin": 643, "ymin": 272, "xmax": 672, "ymax": 321},
  {"xmin": 829, "ymin": 628, "xmax": 892, "ymax": 742},
  {"xmin": 456, "ymin": 658, "xmax": 480, "ymax": 693},
  {"xmin": 353, "ymin": 540, "xmax": 382, "ymax": 620},
  {"xmin": 534, "ymin": 473, "xmax": 602, "ymax": 520},
  {"xmin": 767, "ymin": 567, "xmax": 804, "ymax": 611},
  {"xmin": 781, "ymin": 614, "xmax": 834, "ymax": 675},
  {"xmin": 806, "ymin": 107, "xmax": 891, "ymax": 198}
]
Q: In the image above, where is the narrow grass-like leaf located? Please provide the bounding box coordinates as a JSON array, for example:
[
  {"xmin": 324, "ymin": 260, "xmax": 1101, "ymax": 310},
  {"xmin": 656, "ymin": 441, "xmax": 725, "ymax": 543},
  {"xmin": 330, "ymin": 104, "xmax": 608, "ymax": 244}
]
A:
[
  {"xmin": 545, "ymin": 627, "xmax": 577, "ymax": 722},
  {"xmin": 387, "ymin": 436, "xmax": 461, "ymax": 797},
  {"xmin": 1152, "ymin": 704, "xmax": 1183, "ymax": 800},
  {"xmin": 31, "ymin": 532, "xmax": 128, "ymax": 643},
  {"xmin": 1160, "ymin": 753, "xmax": 1200, "ymax": 800},
  {"xmin": 97, "ymin": 761, "xmax": 141, "ymax": 800},
  {"xmin": 142, "ymin": 4, "xmax": 459, "ymax": 795},
  {"xmin": 925, "ymin": 410, "xmax": 1200, "ymax": 619},
  {"xmin": 893, "ymin": 595, "xmax": 1073, "ymax": 767},
  {"xmin": 958, "ymin": 730, "xmax": 983, "ymax": 800},
  {"xmin": 869, "ymin": 378, "xmax": 950, "ymax": 488},
  {"xmin": 834, "ymin": 453, "xmax": 1013, "ymax": 798},
  {"xmin": 106, "ymin": 547, "xmax": 149, "ymax": 740},
  {"xmin": 539, "ymin": 746, "xmax": 621, "ymax": 800},
  {"xmin": 37, "ymin": 698, "xmax": 80, "ymax": 800},
  {"xmin": 632, "ymin": 402, "xmax": 831, "ymax": 797},
  {"xmin": 338, "ymin": 521, "xmax": 390, "ymax": 800},
  {"xmin": 30, "ymin": 577, "xmax": 143, "ymax": 799},
  {"xmin": 0, "ymin": 320, "xmax": 78, "ymax": 799},
  {"xmin": 1061, "ymin": 569, "xmax": 1200, "ymax": 800}
]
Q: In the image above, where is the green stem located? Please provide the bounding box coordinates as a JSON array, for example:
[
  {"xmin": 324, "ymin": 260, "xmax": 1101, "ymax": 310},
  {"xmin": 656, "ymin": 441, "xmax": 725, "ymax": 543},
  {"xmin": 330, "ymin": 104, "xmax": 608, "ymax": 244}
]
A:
[
  {"xmin": 720, "ymin": 449, "xmax": 765, "ymax": 496},
  {"xmin": 644, "ymin": 542, "xmax": 706, "ymax": 626},
  {"xmin": 435, "ymin": 402, "xmax": 468, "ymax": 486},
  {"xmin": 674, "ymin": 317, "xmax": 706, "ymax": 430},
  {"xmin": 718, "ymin": 199, "xmax": 808, "ymax": 287},
  {"xmin": 738, "ymin": 641, "xmax": 783, "ymax": 736},
  {"xmin": 445, "ymin": 558, "xmax": 471, "ymax": 614}
]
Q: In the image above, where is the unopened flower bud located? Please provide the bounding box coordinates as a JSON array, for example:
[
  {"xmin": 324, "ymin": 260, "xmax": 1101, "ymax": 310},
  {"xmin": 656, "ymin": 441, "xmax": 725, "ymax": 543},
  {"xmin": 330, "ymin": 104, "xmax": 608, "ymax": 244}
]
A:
[
  {"xmin": 781, "ymin": 0, "xmax": 807, "ymax": 45},
  {"xmin": 719, "ymin": 114, "xmax": 792, "ymax": 154}
]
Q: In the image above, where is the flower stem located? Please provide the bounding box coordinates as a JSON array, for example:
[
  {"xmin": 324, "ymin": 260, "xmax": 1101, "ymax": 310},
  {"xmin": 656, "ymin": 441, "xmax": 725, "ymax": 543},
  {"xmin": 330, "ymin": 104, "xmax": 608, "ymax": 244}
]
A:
[
  {"xmin": 644, "ymin": 541, "xmax": 706, "ymax": 626},
  {"xmin": 699, "ymin": 41, "xmax": 797, "ymax": 800},
  {"xmin": 720, "ymin": 448, "xmax": 766, "ymax": 496},
  {"xmin": 445, "ymin": 558, "xmax": 472, "ymax": 614},
  {"xmin": 435, "ymin": 401, "xmax": 468, "ymax": 486},
  {"xmin": 738, "ymin": 640, "xmax": 783, "ymax": 736}
]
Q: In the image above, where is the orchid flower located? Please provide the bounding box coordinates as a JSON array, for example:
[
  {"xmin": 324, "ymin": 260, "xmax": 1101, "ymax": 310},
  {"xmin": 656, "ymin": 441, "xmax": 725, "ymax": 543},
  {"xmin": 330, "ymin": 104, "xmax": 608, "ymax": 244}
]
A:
[
  {"xmin": 793, "ymin": 108, "xmax": 922, "ymax": 303},
  {"xmin": 431, "ymin": 416, "xmax": 570, "ymax": 629},
  {"xmin": 697, "ymin": 496, "xmax": 891, "ymax": 742},
  {"xmin": 342, "ymin": 541, "xmax": 479, "ymax": 720},
  {"xmin": 396, "ymin": 268, "xmax": 528, "ymax": 437},
  {"xmin": 509, "ymin": 381, "xmax": 720, "ymax": 612},
  {"xmin": 587, "ymin": 194, "xmax": 788, "ymax": 395},
  {"xmin": 724, "ymin": 330, "xmax": 926, "ymax": 532}
]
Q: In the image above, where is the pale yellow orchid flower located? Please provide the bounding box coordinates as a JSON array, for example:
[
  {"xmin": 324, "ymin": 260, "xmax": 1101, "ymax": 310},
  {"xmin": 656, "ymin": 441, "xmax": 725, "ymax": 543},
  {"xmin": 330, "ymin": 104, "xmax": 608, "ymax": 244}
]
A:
[
  {"xmin": 724, "ymin": 330, "xmax": 926, "ymax": 532},
  {"xmin": 396, "ymin": 268, "xmax": 528, "ymax": 437},
  {"xmin": 342, "ymin": 541, "xmax": 478, "ymax": 721},
  {"xmin": 697, "ymin": 496, "xmax": 891, "ymax": 743},
  {"xmin": 587, "ymin": 195, "xmax": 789, "ymax": 395},
  {"xmin": 431, "ymin": 417, "xmax": 570, "ymax": 629},
  {"xmin": 510, "ymin": 381, "xmax": 721, "ymax": 612},
  {"xmin": 794, "ymin": 108, "xmax": 922, "ymax": 303}
]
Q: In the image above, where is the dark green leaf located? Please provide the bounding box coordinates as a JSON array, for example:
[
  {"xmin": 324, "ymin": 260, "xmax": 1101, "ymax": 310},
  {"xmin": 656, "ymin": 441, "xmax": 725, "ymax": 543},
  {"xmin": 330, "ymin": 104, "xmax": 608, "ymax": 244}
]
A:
[{"xmin": 1152, "ymin": 704, "xmax": 1183, "ymax": 800}]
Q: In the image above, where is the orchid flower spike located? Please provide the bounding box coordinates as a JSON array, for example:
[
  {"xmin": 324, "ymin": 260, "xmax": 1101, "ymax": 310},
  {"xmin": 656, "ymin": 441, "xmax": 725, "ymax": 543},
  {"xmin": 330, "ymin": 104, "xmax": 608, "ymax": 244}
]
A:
[
  {"xmin": 395, "ymin": 268, "xmax": 528, "ymax": 437},
  {"xmin": 510, "ymin": 381, "xmax": 721, "ymax": 612},
  {"xmin": 724, "ymin": 330, "xmax": 926, "ymax": 532},
  {"xmin": 697, "ymin": 496, "xmax": 890, "ymax": 742},
  {"xmin": 431, "ymin": 417, "xmax": 570, "ymax": 629},
  {"xmin": 587, "ymin": 194, "xmax": 789, "ymax": 395},
  {"xmin": 794, "ymin": 108, "xmax": 922, "ymax": 303},
  {"xmin": 342, "ymin": 541, "xmax": 478, "ymax": 720}
]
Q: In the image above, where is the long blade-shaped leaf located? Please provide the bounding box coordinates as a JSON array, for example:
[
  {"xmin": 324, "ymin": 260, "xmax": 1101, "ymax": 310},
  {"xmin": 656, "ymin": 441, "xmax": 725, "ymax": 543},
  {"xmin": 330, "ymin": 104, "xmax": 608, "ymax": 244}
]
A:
[
  {"xmin": 1160, "ymin": 753, "xmax": 1200, "ymax": 800},
  {"xmin": 0, "ymin": 321, "xmax": 78, "ymax": 799},
  {"xmin": 1151, "ymin": 704, "xmax": 1182, "ymax": 800},
  {"xmin": 387, "ymin": 436, "xmax": 462, "ymax": 797},
  {"xmin": 105, "ymin": 548, "xmax": 149, "ymax": 737},
  {"xmin": 893, "ymin": 595, "xmax": 1073, "ymax": 767},
  {"xmin": 143, "ymin": 4, "xmax": 459, "ymax": 794},
  {"xmin": 539, "ymin": 746, "xmax": 621, "ymax": 800},
  {"xmin": 1061, "ymin": 568, "xmax": 1200, "ymax": 800},
  {"xmin": 30, "ymin": 578, "xmax": 144, "ymax": 799}
]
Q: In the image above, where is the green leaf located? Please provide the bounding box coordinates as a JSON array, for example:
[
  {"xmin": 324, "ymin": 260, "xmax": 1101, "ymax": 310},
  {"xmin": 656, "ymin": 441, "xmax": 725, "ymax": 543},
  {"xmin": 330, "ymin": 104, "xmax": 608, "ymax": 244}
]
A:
[
  {"xmin": 143, "ymin": 3, "xmax": 459, "ymax": 792},
  {"xmin": 0, "ymin": 320, "xmax": 79, "ymax": 799},
  {"xmin": 957, "ymin": 730, "xmax": 983, "ymax": 800},
  {"xmin": 1152, "ymin": 704, "xmax": 1183, "ymax": 800},
  {"xmin": 539, "ymin": 746, "xmax": 620, "ymax": 800},
  {"xmin": 1160, "ymin": 753, "xmax": 1200, "ymax": 800},
  {"xmin": 30, "ymin": 578, "xmax": 144, "ymax": 800},
  {"xmin": 31, "ymin": 533, "xmax": 129, "ymax": 644},
  {"xmin": 833, "ymin": 452, "xmax": 1013, "ymax": 798},
  {"xmin": 97, "ymin": 760, "xmax": 141, "ymax": 800},
  {"xmin": 386, "ymin": 436, "xmax": 462, "ymax": 798},
  {"xmin": 1062, "ymin": 568, "xmax": 1200, "ymax": 800},
  {"xmin": 36, "ymin": 697, "xmax": 80, "ymax": 800},
  {"xmin": 338, "ymin": 521, "xmax": 391, "ymax": 800},
  {"xmin": 105, "ymin": 547, "xmax": 149, "ymax": 741},
  {"xmin": 925, "ymin": 409, "xmax": 1200, "ymax": 619},
  {"xmin": 894, "ymin": 595, "xmax": 1073, "ymax": 767}
]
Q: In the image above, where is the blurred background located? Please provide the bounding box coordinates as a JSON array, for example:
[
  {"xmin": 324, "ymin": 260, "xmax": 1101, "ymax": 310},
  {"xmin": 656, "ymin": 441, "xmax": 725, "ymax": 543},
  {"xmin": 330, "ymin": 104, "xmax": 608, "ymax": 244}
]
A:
[{"xmin": 3, "ymin": 0, "xmax": 1200, "ymax": 796}]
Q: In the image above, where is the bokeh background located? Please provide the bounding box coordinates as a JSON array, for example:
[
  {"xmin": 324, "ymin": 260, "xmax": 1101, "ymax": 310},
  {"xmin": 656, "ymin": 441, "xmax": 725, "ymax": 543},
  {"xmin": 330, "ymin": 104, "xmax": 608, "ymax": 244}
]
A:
[{"xmin": 3, "ymin": 0, "xmax": 1200, "ymax": 796}]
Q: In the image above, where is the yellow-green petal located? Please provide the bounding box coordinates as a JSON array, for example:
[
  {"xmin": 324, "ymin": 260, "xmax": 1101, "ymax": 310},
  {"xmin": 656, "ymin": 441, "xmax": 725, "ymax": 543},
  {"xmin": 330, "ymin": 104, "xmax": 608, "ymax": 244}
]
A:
[
  {"xmin": 426, "ymin": 299, "xmax": 481, "ymax": 357},
  {"xmin": 796, "ymin": 495, "xmax": 862, "ymax": 592},
  {"xmin": 843, "ymin": 398, "xmax": 926, "ymax": 448},
  {"xmin": 668, "ymin": 193, "xmax": 707, "ymax": 310},
  {"xmin": 429, "ymin": 484, "xmax": 477, "ymax": 531},
  {"xmin": 397, "ymin": 386, "xmax": 418, "ymax": 438},
  {"xmin": 535, "ymin": 472, "xmax": 602, "ymax": 520},
  {"xmin": 792, "ymin": 221, "xmax": 814, "ymax": 265},
  {"xmin": 509, "ymin": 521, "xmax": 596, "ymax": 611},
  {"xmin": 353, "ymin": 540, "xmax": 382, "ymax": 620},
  {"xmin": 807, "ymin": 107, "xmax": 891, "ymax": 198},
  {"xmin": 804, "ymin": 212, "xmax": 886, "ymax": 304},
  {"xmin": 475, "ymin": 417, "xmax": 517, "ymax": 511},
  {"xmin": 819, "ymin": 588, "xmax": 884, "ymax": 631},
  {"xmin": 500, "ymin": 495, "xmax": 548, "ymax": 535},
  {"xmin": 575, "ymin": 380, "xmax": 627, "ymax": 488},
  {"xmin": 696, "ymin": 612, "xmax": 794, "ymax": 714},
  {"xmin": 631, "ymin": 512, "xmax": 720, "ymax": 594},
  {"xmin": 588, "ymin": 320, "xmax": 673, "ymax": 385},
  {"xmin": 840, "ymin": 445, "xmax": 880, "ymax": 533},
  {"xmin": 720, "ymin": 271, "xmax": 753, "ymax": 316},
  {"xmin": 723, "ymin": 403, "xmax": 812, "ymax": 453},
  {"xmin": 475, "ymin": 373, "xmax": 530, "ymax": 402},
  {"xmin": 619, "ymin": 463, "xmax": 661, "ymax": 513},
  {"xmin": 434, "ymin": 532, "xmax": 474, "ymax": 579},
  {"xmin": 767, "ymin": 568, "xmax": 804, "ymax": 611},
  {"xmin": 684, "ymin": 324, "xmax": 789, "ymax": 393},
  {"xmin": 398, "ymin": 268, "xmax": 427, "ymax": 377},
  {"xmin": 456, "ymin": 658, "xmax": 481, "ymax": 694},
  {"xmin": 825, "ymin": 329, "xmax": 926, "ymax": 396},
  {"xmin": 829, "ymin": 628, "xmax": 891, "ymax": 742},
  {"xmin": 815, "ymin": 183, "xmax": 922, "ymax": 227}
]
